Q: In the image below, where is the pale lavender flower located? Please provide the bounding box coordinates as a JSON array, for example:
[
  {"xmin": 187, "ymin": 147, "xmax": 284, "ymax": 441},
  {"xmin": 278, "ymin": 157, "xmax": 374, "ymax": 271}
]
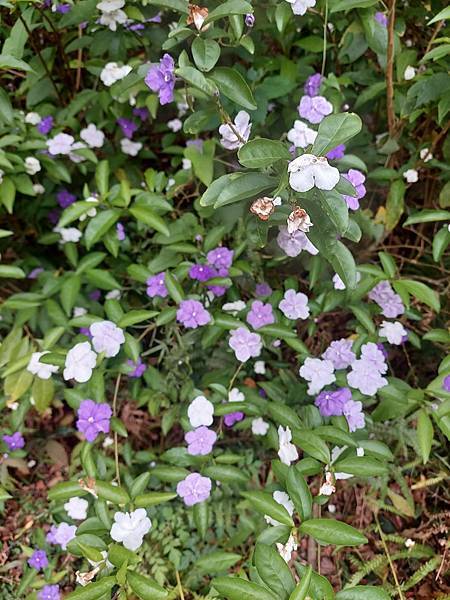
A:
[
  {"xmin": 343, "ymin": 169, "xmax": 366, "ymax": 210},
  {"xmin": 28, "ymin": 267, "xmax": 44, "ymax": 279},
  {"xmin": 133, "ymin": 107, "xmax": 149, "ymax": 121},
  {"xmin": 185, "ymin": 426, "xmax": 217, "ymax": 455},
  {"xmin": 219, "ymin": 111, "xmax": 252, "ymax": 150},
  {"xmin": 224, "ymin": 412, "xmax": 244, "ymax": 427},
  {"xmin": 375, "ymin": 11, "xmax": 388, "ymax": 27},
  {"xmin": 304, "ymin": 73, "xmax": 323, "ymax": 97},
  {"xmin": 176, "ymin": 299, "xmax": 211, "ymax": 329},
  {"xmin": 299, "ymin": 357, "xmax": 336, "ymax": 395},
  {"xmin": 298, "ymin": 95, "xmax": 333, "ymax": 124},
  {"xmin": 28, "ymin": 549, "xmax": 48, "ymax": 570},
  {"xmin": 245, "ymin": 13, "xmax": 255, "ymax": 27},
  {"xmin": 53, "ymin": 522, "xmax": 76, "ymax": 550},
  {"xmin": 38, "ymin": 585, "xmax": 60, "ymax": 600},
  {"xmin": 145, "ymin": 54, "xmax": 175, "ymax": 105},
  {"xmin": 57, "ymin": 189, "xmax": 76, "ymax": 208},
  {"xmin": 277, "ymin": 226, "xmax": 318, "ymax": 258},
  {"xmin": 117, "ymin": 118, "xmax": 138, "ymax": 139},
  {"xmin": 207, "ymin": 246, "xmax": 234, "ymax": 274},
  {"xmin": 360, "ymin": 342, "xmax": 388, "ymax": 373},
  {"xmin": 176, "ymin": 472, "xmax": 212, "ymax": 506},
  {"xmin": 189, "ymin": 264, "xmax": 215, "ymax": 282},
  {"xmin": 343, "ymin": 399, "xmax": 365, "ymax": 432},
  {"xmin": 3, "ymin": 432, "xmax": 25, "ymax": 451},
  {"xmin": 347, "ymin": 360, "xmax": 387, "ymax": 396},
  {"xmin": 368, "ymin": 281, "xmax": 405, "ymax": 318},
  {"xmin": 279, "ymin": 289, "xmax": 309, "ymax": 320},
  {"xmin": 443, "ymin": 375, "xmax": 450, "ymax": 392},
  {"xmin": 247, "ymin": 301, "xmax": 275, "ymax": 330},
  {"xmin": 127, "ymin": 358, "xmax": 146, "ymax": 378},
  {"xmin": 315, "ymin": 387, "xmax": 351, "ymax": 417},
  {"xmin": 322, "ymin": 339, "xmax": 356, "ymax": 370},
  {"xmin": 116, "ymin": 222, "xmax": 125, "ymax": 241},
  {"xmin": 229, "ymin": 327, "xmax": 262, "ymax": 362},
  {"xmin": 37, "ymin": 116, "xmax": 54, "ymax": 135},
  {"xmin": 76, "ymin": 400, "xmax": 112, "ymax": 442},
  {"xmin": 46, "ymin": 526, "xmax": 58, "ymax": 544},
  {"xmin": 256, "ymin": 283, "xmax": 272, "ymax": 297},
  {"xmin": 146, "ymin": 272, "xmax": 168, "ymax": 298},
  {"xmin": 326, "ymin": 144, "xmax": 345, "ymax": 160}
]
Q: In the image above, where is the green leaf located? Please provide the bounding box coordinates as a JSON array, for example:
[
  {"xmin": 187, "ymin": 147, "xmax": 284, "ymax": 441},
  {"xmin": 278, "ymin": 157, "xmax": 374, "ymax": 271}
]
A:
[
  {"xmin": 241, "ymin": 491, "xmax": 294, "ymax": 526},
  {"xmin": 428, "ymin": 6, "xmax": 450, "ymax": 25},
  {"xmin": 193, "ymin": 500, "xmax": 209, "ymax": 539},
  {"xmin": 148, "ymin": 0, "xmax": 188, "ymax": 13},
  {"xmin": 130, "ymin": 205, "xmax": 170, "ymax": 236},
  {"xmin": 286, "ymin": 464, "xmax": 312, "ymax": 521},
  {"xmin": 0, "ymin": 53, "xmax": 33, "ymax": 72},
  {"xmin": 0, "ymin": 265, "xmax": 25, "ymax": 279},
  {"xmin": 203, "ymin": 464, "xmax": 249, "ymax": 484},
  {"xmin": 164, "ymin": 271, "xmax": 184, "ymax": 303},
  {"xmin": 328, "ymin": 240, "xmax": 357, "ymax": 290},
  {"xmin": 95, "ymin": 160, "xmax": 109, "ymax": 196},
  {"xmin": 433, "ymin": 227, "xmax": 450, "ymax": 262},
  {"xmin": 95, "ymin": 481, "xmax": 130, "ymax": 505},
  {"xmin": 32, "ymin": 377, "xmax": 54, "ymax": 414},
  {"xmin": 85, "ymin": 209, "xmax": 120, "ymax": 250},
  {"xmin": 289, "ymin": 566, "xmax": 312, "ymax": 600},
  {"xmin": 0, "ymin": 177, "xmax": 16, "ymax": 213},
  {"xmin": 61, "ymin": 274, "xmax": 81, "ymax": 315},
  {"xmin": 312, "ymin": 113, "xmax": 362, "ymax": 156},
  {"xmin": 332, "ymin": 456, "xmax": 388, "ymax": 477},
  {"xmin": 299, "ymin": 519, "xmax": 368, "ymax": 547},
  {"xmin": 378, "ymin": 251, "xmax": 397, "ymax": 278},
  {"xmin": 48, "ymin": 481, "xmax": 88, "ymax": 502},
  {"xmin": 210, "ymin": 67, "xmax": 257, "ymax": 110},
  {"xmin": 404, "ymin": 209, "xmax": 450, "ymax": 226},
  {"xmin": 118, "ymin": 310, "xmax": 158, "ymax": 328},
  {"xmin": 205, "ymin": 0, "xmax": 252, "ymax": 23},
  {"xmin": 65, "ymin": 576, "xmax": 116, "ymax": 599},
  {"xmin": 195, "ymin": 551, "xmax": 242, "ymax": 573},
  {"xmin": 393, "ymin": 279, "xmax": 440, "ymax": 313},
  {"xmin": 175, "ymin": 66, "xmax": 217, "ymax": 96},
  {"xmin": 238, "ymin": 138, "xmax": 291, "ymax": 169},
  {"xmin": 417, "ymin": 410, "xmax": 433, "ymax": 464},
  {"xmin": 295, "ymin": 564, "xmax": 335, "ymax": 600},
  {"xmin": 291, "ymin": 428, "xmax": 330, "ymax": 464},
  {"xmin": 134, "ymin": 492, "xmax": 177, "ymax": 507},
  {"xmin": 85, "ymin": 269, "xmax": 121, "ymax": 290},
  {"xmin": 213, "ymin": 576, "xmax": 278, "ymax": 600},
  {"xmin": 58, "ymin": 201, "xmax": 99, "ymax": 228},
  {"xmin": 385, "ymin": 179, "xmax": 405, "ymax": 231},
  {"xmin": 108, "ymin": 543, "xmax": 140, "ymax": 568},
  {"xmin": 192, "ymin": 38, "xmax": 220, "ymax": 72},
  {"xmin": 335, "ymin": 586, "xmax": 390, "ymax": 600},
  {"xmin": 254, "ymin": 543, "xmax": 295, "ymax": 599},
  {"xmin": 127, "ymin": 572, "xmax": 168, "ymax": 599},
  {"xmin": 213, "ymin": 173, "xmax": 276, "ymax": 208}
]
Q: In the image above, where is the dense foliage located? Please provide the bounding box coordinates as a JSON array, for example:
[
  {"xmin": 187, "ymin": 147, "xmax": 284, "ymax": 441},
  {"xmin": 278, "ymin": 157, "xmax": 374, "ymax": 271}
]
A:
[{"xmin": 0, "ymin": 0, "xmax": 449, "ymax": 598}]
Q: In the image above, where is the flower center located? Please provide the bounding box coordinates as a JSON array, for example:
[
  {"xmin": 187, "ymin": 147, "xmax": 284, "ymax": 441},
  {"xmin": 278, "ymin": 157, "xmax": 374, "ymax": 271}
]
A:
[{"xmin": 88, "ymin": 416, "xmax": 94, "ymax": 423}]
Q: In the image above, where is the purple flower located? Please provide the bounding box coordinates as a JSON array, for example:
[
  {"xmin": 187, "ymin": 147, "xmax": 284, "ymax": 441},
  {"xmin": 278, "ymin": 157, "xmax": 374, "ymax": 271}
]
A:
[
  {"xmin": 38, "ymin": 585, "xmax": 60, "ymax": 600},
  {"xmin": 56, "ymin": 3, "xmax": 70, "ymax": 13},
  {"xmin": 127, "ymin": 358, "xmax": 146, "ymax": 378},
  {"xmin": 186, "ymin": 139, "xmax": 204, "ymax": 151},
  {"xmin": 176, "ymin": 472, "xmax": 212, "ymax": 506},
  {"xmin": 229, "ymin": 327, "xmax": 262, "ymax": 362},
  {"xmin": 185, "ymin": 426, "xmax": 217, "ymax": 455},
  {"xmin": 207, "ymin": 285, "xmax": 227, "ymax": 297},
  {"xmin": 224, "ymin": 412, "xmax": 244, "ymax": 427},
  {"xmin": 322, "ymin": 339, "xmax": 356, "ymax": 370},
  {"xmin": 206, "ymin": 246, "xmax": 234, "ymax": 273},
  {"xmin": 146, "ymin": 272, "xmax": 168, "ymax": 298},
  {"xmin": 245, "ymin": 13, "xmax": 255, "ymax": 27},
  {"xmin": 343, "ymin": 399, "xmax": 365, "ymax": 432},
  {"xmin": 145, "ymin": 54, "xmax": 175, "ymax": 105},
  {"xmin": 377, "ymin": 343, "xmax": 388, "ymax": 359},
  {"xmin": 46, "ymin": 526, "xmax": 58, "ymax": 544},
  {"xmin": 343, "ymin": 169, "xmax": 366, "ymax": 210},
  {"xmin": 298, "ymin": 95, "xmax": 333, "ymax": 124},
  {"xmin": 128, "ymin": 22, "xmax": 145, "ymax": 31},
  {"xmin": 443, "ymin": 375, "xmax": 450, "ymax": 392},
  {"xmin": 315, "ymin": 387, "xmax": 351, "ymax": 417},
  {"xmin": 76, "ymin": 399, "xmax": 112, "ymax": 442},
  {"xmin": 360, "ymin": 342, "xmax": 387, "ymax": 373},
  {"xmin": 117, "ymin": 118, "xmax": 138, "ymax": 139},
  {"xmin": 148, "ymin": 12, "xmax": 162, "ymax": 23},
  {"xmin": 133, "ymin": 107, "xmax": 149, "ymax": 121},
  {"xmin": 256, "ymin": 282, "xmax": 272, "ymax": 297},
  {"xmin": 48, "ymin": 209, "xmax": 60, "ymax": 225},
  {"xmin": 79, "ymin": 327, "xmax": 91, "ymax": 337},
  {"xmin": 37, "ymin": 116, "xmax": 54, "ymax": 135},
  {"xmin": 116, "ymin": 222, "xmax": 125, "ymax": 241},
  {"xmin": 326, "ymin": 144, "xmax": 346, "ymax": 160},
  {"xmin": 304, "ymin": 73, "xmax": 324, "ymax": 97},
  {"xmin": 375, "ymin": 11, "xmax": 388, "ymax": 27},
  {"xmin": 189, "ymin": 263, "xmax": 215, "ymax": 282},
  {"xmin": 277, "ymin": 226, "xmax": 318, "ymax": 258},
  {"xmin": 28, "ymin": 549, "xmax": 48, "ymax": 570},
  {"xmin": 176, "ymin": 299, "xmax": 211, "ymax": 329},
  {"xmin": 2, "ymin": 432, "xmax": 25, "ymax": 451},
  {"xmin": 247, "ymin": 301, "xmax": 275, "ymax": 330},
  {"xmin": 28, "ymin": 267, "xmax": 44, "ymax": 279},
  {"xmin": 368, "ymin": 281, "xmax": 405, "ymax": 318},
  {"xmin": 57, "ymin": 189, "xmax": 76, "ymax": 209}
]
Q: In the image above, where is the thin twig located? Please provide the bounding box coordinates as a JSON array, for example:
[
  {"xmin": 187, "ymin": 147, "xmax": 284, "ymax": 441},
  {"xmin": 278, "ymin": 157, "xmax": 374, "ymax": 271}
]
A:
[
  {"xmin": 112, "ymin": 373, "xmax": 122, "ymax": 484},
  {"xmin": 386, "ymin": 0, "xmax": 396, "ymax": 136},
  {"xmin": 175, "ymin": 570, "xmax": 185, "ymax": 600},
  {"xmin": 321, "ymin": 0, "xmax": 328, "ymax": 76},
  {"xmin": 375, "ymin": 513, "xmax": 405, "ymax": 599}
]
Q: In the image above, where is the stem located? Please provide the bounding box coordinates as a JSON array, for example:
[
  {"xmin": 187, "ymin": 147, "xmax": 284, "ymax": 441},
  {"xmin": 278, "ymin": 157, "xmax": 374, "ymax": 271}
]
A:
[
  {"xmin": 112, "ymin": 373, "xmax": 122, "ymax": 484},
  {"xmin": 228, "ymin": 363, "xmax": 243, "ymax": 392},
  {"xmin": 321, "ymin": 0, "xmax": 328, "ymax": 76},
  {"xmin": 375, "ymin": 513, "xmax": 405, "ymax": 599},
  {"xmin": 175, "ymin": 571, "xmax": 185, "ymax": 600},
  {"xmin": 386, "ymin": 0, "xmax": 396, "ymax": 136}
]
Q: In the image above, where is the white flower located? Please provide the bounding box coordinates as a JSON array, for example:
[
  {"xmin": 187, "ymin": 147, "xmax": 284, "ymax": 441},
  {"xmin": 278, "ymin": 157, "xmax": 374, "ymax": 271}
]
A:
[
  {"xmin": 33, "ymin": 183, "xmax": 45, "ymax": 194},
  {"xmin": 265, "ymin": 490, "xmax": 294, "ymax": 526},
  {"xmin": 319, "ymin": 471, "xmax": 336, "ymax": 496},
  {"xmin": 287, "ymin": 207, "xmax": 312, "ymax": 234},
  {"xmin": 182, "ymin": 158, "xmax": 192, "ymax": 170},
  {"xmin": 73, "ymin": 306, "xmax": 87, "ymax": 317},
  {"xmin": 120, "ymin": 138, "xmax": 142, "ymax": 156},
  {"xmin": 188, "ymin": 395, "xmax": 214, "ymax": 428},
  {"xmin": 405, "ymin": 538, "xmax": 415, "ymax": 549},
  {"xmin": 278, "ymin": 425, "xmax": 298, "ymax": 466},
  {"xmin": 54, "ymin": 226, "xmax": 82, "ymax": 244},
  {"xmin": 64, "ymin": 341, "xmax": 97, "ymax": 383},
  {"xmin": 251, "ymin": 417, "xmax": 269, "ymax": 436},
  {"xmin": 97, "ymin": 0, "xmax": 127, "ymax": 31},
  {"xmin": 379, "ymin": 320, "xmax": 407, "ymax": 345},
  {"xmin": 27, "ymin": 351, "xmax": 59, "ymax": 380},
  {"xmin": 100, "ymin": 62, "xmax": 132, "ymax": 86},
  {"xmin": 68, "ymin": 141, "xmax": 87, "ymax": 164},
  {"xmin": 420, "ymin": 147, "xmax": 433, "ymax": 162},
  {"xmin": 279, "ymin": 289, "xmax": 310, "ymax": 320},
  {"xmin": 47, "ymin": 133, "xmax": 75, "ymax": 155},
  {"xmin": 103, "ymin": 436, "xmax": 114, "ymax": 448},
  {"xmin": 285, "ymin": 0, "xmax": 316, "ymax": 15},
  {"xmin": 168, "ymin": 118, "xmax": 182, "ymax": 132},
  {"xmin": 332, "ymin": 271, "xmax": 361, "ymax": 290},
  {"xmin": 404, "ymin": 65, "xmax": 416, "ymax": 81},
  {"xmin": 228, "ymin": 387, "xmax": 245, "ymax": 403},
  {"xmin": 287, "ymin": 120, "xmax": 317, "ymax": 148},
  {"xmin": 79, "ymin": 197, "xmax": 98, "ymax": 222},
  {"xmin": 299, "ymin": 357, "xmax": 336, "ymax": 395},
  {"xmin": 222, "ymin": 300, "xmax": 246, "ymax": 314},
  {"xmin": 105, "ymin": 289, "xmax": 121, "ymax": 300},
  {"xmin": 80, "ymin": 124, "xmax": 105, "ymax": 148},
  {"xmin": 24, "ymin": 157, "xmax": 41, "ymax": 175},
  {"xmin": 219, "ymin": 111, "xmax": 252, "ymax": 150},
  {"xmin": 273, "ymin": 196, "xmax": 282, "ymax": 206},
  {"xmin": 64, "ymin": 497, "xmax": 89, "ymax": 520},
  {"xmin": 254, "ymin": 360, "xmax": 266, "ymax": 374},
  {"xmin": 403, "ymin": 168, "xmax": 418, "ymax": 183},
  {"xmin": 110, "ymin": 509, "xmax": 152, "ymax": 551},
  {"xmin": 25, "ymin": 112, "xmax": 41, "ymax": 125},
  {"xmin": 288, "ymin": 154, "xmax": 340, "ymax": 193},
  {"xmin": 276, "ymin": 534, "xmax": 298, "ymax": 562},
  {"xmin": 90, "ymin": 320, "xmax": 125, "ymax": 357}
]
